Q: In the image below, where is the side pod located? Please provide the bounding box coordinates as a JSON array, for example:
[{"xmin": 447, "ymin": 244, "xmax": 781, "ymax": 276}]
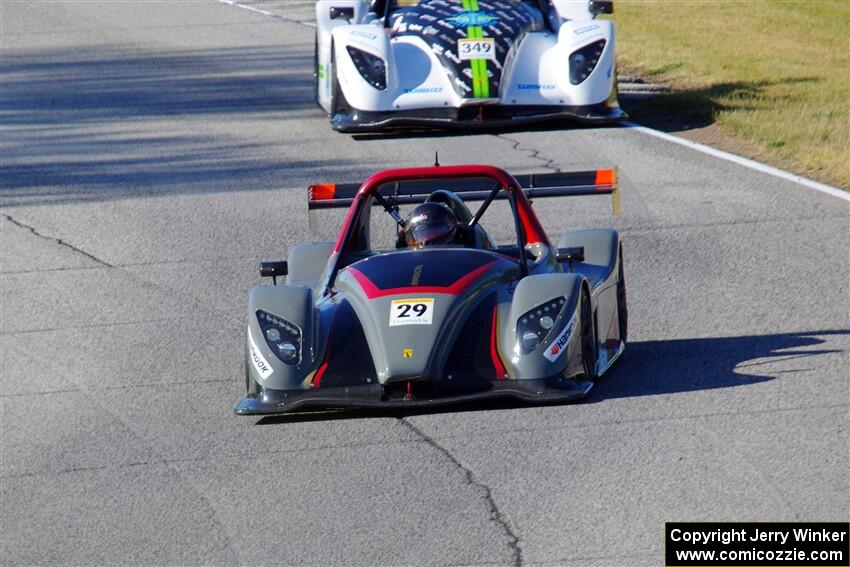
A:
[
  {"xmin": 503, "ymin": 273, "xmax": 589, "ymax": 381},
  {"xmin": 245, "ymin": 285, "xmax": 316, "ymax": 392}
]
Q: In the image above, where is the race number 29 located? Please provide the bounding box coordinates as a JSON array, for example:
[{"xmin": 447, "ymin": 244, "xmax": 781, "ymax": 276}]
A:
[{"xmin": 389, "ymin": 298, "xmax": 435, "ymax": 326}]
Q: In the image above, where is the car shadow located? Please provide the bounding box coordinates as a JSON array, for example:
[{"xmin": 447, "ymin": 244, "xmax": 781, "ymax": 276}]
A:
[
  {"xmin": 619, "ymin": 77, "xmax": 821, "ymax": 133},
  {"xmin": 347, "ymin": 77, "xmax": 822, "ymax": 142},
  {"xmin": 1, "ymin": 44, "xmax": 349, "ymax": 207},
  {"xmin": 254, "ymin": 329, "xmax": 848, "ymax": 425},
  {"xmin": 348, "ymin": 117, "xmax": 616, "ymax": 142}
]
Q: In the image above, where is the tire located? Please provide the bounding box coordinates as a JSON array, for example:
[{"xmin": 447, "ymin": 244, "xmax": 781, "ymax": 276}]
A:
[
  {"xmin": 617, "ymin": 246, "xmax": 628, "ymax": 343},
  {"xmin": 313, "ymin": 31, "xmax": 321, "ymax": 108},
  {"xmin": 580, "ymin": 289, "xmax": 597, "ymax": 380},
  {"xmin": 329, "ymin": 44, "xmax": 346, "ymax": 120},
  {"xmin": 245, "ymin": 357, "xmax": 260, "ymax": 396}
]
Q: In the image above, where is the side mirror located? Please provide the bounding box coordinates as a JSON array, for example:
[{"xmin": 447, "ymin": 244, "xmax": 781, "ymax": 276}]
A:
[
  {"xmin": 259, "ymin": 260, "xmax": 288, "ymax": 285},
  {"xmin": 589, "ymin": 0, "xmax": 614, "ymax": 14},
  {"xmin": 556, "ymin": 247, "xmax": 585, "ymax": 264},
  {"xmin": 329, "ymin": 6, "xmax": 355, "ymax": 21}
]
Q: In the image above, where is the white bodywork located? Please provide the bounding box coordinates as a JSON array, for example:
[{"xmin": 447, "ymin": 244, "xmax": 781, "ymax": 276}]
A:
[{"xmin": 315, "ymin": 0, "xmax": 621, "ymax": 125}]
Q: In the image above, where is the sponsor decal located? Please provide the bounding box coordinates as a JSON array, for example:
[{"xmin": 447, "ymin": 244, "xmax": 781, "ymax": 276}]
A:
[
  {"xmin": 447, "ymin": 11, "xmax": 499, "ymax": 28},
  {"xmin": 389, "ymin": 298, "xmax": 435, "ymax": 327},
  {"xmin": 391, "ymin": 0, "xmax": 540, "ymax": 101},
  {"xmin": 454, "ymin": 0, "xmax": 494, "ymax": 98},
  {"xmin": 543, "ymin": 314, "xmax": 576, "ymax": 363},
  {"xmin": 402, "ymin": 87, "xmax": 444, "ymax": 94},
  {"xmin": 517, "ymin": 83, "xmax": 555, "ymax": 91},
  {"xmin": 411, "ymin": 264, "xmax": 423, "ymax": 285},
  {"xmin": 248, "ymin": 329, "xmax": 274, "ymax": 379},
  {"xmin": 574, "ymin": 24, "xmax": 600, "ymax": 35},
  {"xmin": 403, "ymin": 349, "xmax": 414, "ymax": 358},
  {"xmin": 350, "ymin": 30, "xmax": 378, "ymax": 40}
]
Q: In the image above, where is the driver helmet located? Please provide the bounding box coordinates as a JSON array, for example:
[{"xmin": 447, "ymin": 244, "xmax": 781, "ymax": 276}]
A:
[{"xmin": 403, "ymin": 202, "xmax": 458, "ymax": 248}]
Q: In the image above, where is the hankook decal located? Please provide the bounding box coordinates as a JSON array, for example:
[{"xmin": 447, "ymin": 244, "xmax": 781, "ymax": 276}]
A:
[
  {"xmin": 543, "ymin": 314, "xmax": 576, "ymax": 363},
  {"xmin": 248, "ymin": 329, "xmax": 274, "ymax": 379}
]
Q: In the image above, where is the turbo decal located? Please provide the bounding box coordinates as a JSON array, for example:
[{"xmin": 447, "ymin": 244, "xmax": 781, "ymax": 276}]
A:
[
  {"xmin": 402, "ymin": 86, "xmax": 444, "ymax": 94},
  {"xmin": 350, "ymin": 30, "xmax": 378, "ymax": 40},
  {"xmin": 574, "ymin": 24, "xmax": 600, "ymax": 35},
  {"xmin": 517, "ymin": 83, "xmax": 556, "ymax": 90}
]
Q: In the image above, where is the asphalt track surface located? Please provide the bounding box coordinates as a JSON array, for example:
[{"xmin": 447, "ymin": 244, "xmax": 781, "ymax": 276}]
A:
[{"xmin": 1, "ymin": 2, "xmax": 848, "ymax": 565}]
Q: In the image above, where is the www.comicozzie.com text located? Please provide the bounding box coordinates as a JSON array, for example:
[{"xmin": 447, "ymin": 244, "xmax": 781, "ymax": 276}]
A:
[{"xmin": 670, "ymin": 527, "xmax": 847, "ymax": 546}]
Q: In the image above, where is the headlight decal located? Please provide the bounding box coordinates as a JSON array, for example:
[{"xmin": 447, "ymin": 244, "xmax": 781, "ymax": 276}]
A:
[
  {"xmin": 256, "ymin": 310, "xmax": 302, "ymax": 366},
  {"xmin": 569, "ymin": 39, "xmax": 606, "ymax": 85},
  {"xmin": 516, "ymin": 297, "xmax": 567, "ymax": 355},
  {"xmin": 346, "ymin": 46, "xmax": 387, "ymax": 90}
]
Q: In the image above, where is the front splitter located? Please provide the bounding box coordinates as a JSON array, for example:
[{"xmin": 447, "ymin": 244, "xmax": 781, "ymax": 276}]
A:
[
  {"xmin": 233, "ymin": 377, "xmax": 593, "ymax": 415},
  {"xmin": 331, "ymin": 104, "xmax": 627, "ymax": 133}
]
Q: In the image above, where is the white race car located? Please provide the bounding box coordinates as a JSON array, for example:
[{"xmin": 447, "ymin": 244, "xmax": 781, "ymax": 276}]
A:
[{"xmin": 315, "ymin": 0, "xmax": 626, "ymax": 132}]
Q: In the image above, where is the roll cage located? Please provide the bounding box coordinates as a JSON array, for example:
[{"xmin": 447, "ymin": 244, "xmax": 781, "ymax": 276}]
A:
[
  {"xmin": 309, "ymin": 164, "xmax": 619, "ymax": 295},
  {"xmin": 325, "ymin": 165, "xmax": 546, "ymax": 294}
]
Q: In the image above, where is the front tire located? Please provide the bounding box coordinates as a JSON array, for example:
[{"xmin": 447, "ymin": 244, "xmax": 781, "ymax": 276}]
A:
[
  {"xmin": 617, "ymin": 246, "xmax": 628, "ymax": 343},
  {"xmin": 313, "ymin": 31, "xmax": 321, "ymax": 108},
  {"xmin": 245, "ymin": 357, "xmax": 260, "ymax": 396},
  {"xmin": 329, "ymin": 44, "xmax": 341, "ymax": 117},
  {"xmin": 580, "ymin": 289, "xmax": 597, "ymax": 380}
]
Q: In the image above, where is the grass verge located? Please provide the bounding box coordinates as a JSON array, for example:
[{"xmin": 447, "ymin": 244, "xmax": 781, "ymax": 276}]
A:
[{"xmin": 611, "ymin": 0, "xmax": 849, "ymax": 189}]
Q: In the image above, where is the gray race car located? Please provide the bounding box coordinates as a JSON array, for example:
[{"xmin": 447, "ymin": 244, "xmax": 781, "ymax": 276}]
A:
[{"xmin": 235, "ymin": 164, "xmax": 626, "ymax": 415}]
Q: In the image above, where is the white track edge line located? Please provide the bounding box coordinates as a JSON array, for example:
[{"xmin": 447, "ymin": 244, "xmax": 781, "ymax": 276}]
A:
[
  {"xmin": 625, "ymin": 121, "xmax": 849, "ymax": 202},
  {"xmin": 217, "ymin": 0, "xmax": 273, "ymax": 18},
  {"xmin": 216, "ymin": 0, "xmax": 845, "ymax": 202},
  {"xmin": 217, "ymin": 0, "xmax": 315, "ymax": 27}
]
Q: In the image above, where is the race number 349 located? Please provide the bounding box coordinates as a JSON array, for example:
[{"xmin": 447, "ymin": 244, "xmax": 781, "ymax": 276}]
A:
[
  {"xmin": 389, "ymin": 298, "xmax": 435, "ymax": 326},
  {"xmin": 458, "ymin": 38, "xmax": 496, "ymax": 61}
]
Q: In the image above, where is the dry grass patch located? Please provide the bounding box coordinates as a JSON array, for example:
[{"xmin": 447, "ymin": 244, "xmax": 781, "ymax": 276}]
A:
[{"xmin": 612, "ymin": 0, "xmax": 849, "ymax": 188}]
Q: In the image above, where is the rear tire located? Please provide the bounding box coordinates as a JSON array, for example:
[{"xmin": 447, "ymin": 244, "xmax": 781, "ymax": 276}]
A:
[
  {"xmin": 617, "ymin": 246, "xmax": 628, "ymax": 343},
  {"xmin": 580, "ymin": 290, "xmax": 597, "ymax": 380}
]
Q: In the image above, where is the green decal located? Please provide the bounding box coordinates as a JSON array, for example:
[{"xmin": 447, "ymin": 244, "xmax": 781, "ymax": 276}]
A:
[{"xmin": 461, "ymin": 0, "xmax": 489, "ymax": 98}]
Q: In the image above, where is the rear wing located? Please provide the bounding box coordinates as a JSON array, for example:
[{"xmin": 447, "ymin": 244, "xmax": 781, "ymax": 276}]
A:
[{"xmin": 308, "ymin": 168, "xmax": 620, "ymax": 217}]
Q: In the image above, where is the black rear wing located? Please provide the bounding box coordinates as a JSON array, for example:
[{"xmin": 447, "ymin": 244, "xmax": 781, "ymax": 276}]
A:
[{"xmin": 308, "ymin": 168, "xmax": 620, "ymax": 217}]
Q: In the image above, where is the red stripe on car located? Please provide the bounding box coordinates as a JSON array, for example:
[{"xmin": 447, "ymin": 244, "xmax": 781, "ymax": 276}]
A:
[
  {"xmin": 346, "ymin": 261, "xmax": 498, "ymax": 299},
  {"xmin": 490, "ymin": 304, "xmax": 508, "ymax": 380}
]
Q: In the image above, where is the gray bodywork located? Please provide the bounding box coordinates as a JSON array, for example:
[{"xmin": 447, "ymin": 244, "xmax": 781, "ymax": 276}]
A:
[
  {"xmin": 237, "ymin": 236, "xmax": 624, "ymax": 414},
  {"xmin": 236, "ymin": 170, "xmax": 626, "ymax": 414}
]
